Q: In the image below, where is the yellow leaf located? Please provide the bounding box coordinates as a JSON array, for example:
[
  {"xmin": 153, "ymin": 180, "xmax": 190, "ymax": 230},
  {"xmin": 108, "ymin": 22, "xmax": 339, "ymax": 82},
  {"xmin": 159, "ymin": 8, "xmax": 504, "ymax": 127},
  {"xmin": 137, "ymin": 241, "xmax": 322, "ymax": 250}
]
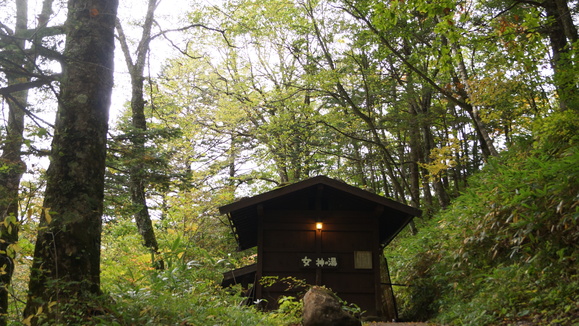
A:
[
  {"xmin": 44, "ymin": 208, "xmax": 52, "ymax": 224},
  {"xmin": 48, "ymin": 301, "xmax": 57, "ymax": 312},
  {"xmin": 8, "ymin": 243, "xmax": 20, "ymax": 253},
  {"xmin": 22, "ymin": 315, "xmax": 33, "ymax": 326}
]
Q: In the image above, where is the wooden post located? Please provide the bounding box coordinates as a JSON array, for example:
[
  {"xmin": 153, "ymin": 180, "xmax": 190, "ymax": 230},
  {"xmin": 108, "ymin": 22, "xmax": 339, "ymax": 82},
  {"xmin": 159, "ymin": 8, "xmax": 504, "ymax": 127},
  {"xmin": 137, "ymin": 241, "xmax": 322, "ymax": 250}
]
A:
[
  {"xmin": 379, "ymin": 252, "xmax": 398, "ymax": 321},
  {"xmin": 256, "ymin": 204, "xmax": 265, "ymax": 304}
]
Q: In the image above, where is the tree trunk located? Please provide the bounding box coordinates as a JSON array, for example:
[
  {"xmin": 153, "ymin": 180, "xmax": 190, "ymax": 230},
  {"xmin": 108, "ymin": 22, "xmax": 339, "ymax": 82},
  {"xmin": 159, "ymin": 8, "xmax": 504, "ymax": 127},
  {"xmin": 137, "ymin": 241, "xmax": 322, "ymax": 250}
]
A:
[
  {"xmin": 1, "ymin": 1, "xmax": 57, "ymax": 322},
  {"xmin": 417, "ymin": 91, "xmax": 435, "ymax": 213},
  {"xmin": 23, "ymin": 0, "xmax": 118, "ymax": 323},
  {"xmin": 407, "ymin": 98, "xmax": 423, "ymax": 210},
  {"xmin": 543, "ymin": 0, "xmax": 578, "ymax": 111},
  {"xmin": 449, "ymin": 42, "xmax": 499, "ymax": 158},
  {"xmin": 0, "ymin": 95, "xmax": 26, "ymax": 326},
  {"xmin": 422, "ymin": 107, "xmax": 450, "ymax": 209},
  {"xmin": 0, "ymin": 79, "xmax": 27, "ymax": 326},
  {"xmin": 116, "ymin": 0, "xmax": 162, "ymax": 267},
  {"xmin": 407, "ymin": 105, "xmax": 422, "ymax": 231},
  {"xmin": 128, "ymin": 75, "xmax": 161, "ymax": 266},
  {"xmin": 0, "ymin": 1, "xmax": 30, "ymax": 323}
]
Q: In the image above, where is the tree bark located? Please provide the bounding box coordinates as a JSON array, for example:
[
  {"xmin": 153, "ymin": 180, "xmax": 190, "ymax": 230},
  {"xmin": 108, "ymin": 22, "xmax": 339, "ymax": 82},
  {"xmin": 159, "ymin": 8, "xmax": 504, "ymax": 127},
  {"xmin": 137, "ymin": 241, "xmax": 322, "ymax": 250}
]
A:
[{"xmin": 23, "ymin": 0, "xmax": 118, "ymax": 323}]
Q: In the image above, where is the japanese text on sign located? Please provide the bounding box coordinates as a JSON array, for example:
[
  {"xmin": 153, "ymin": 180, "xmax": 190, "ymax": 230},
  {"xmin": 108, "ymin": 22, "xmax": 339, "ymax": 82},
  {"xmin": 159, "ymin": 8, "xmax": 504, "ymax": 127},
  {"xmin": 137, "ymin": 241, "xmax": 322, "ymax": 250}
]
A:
[{"xmin": 300, "ymin": 255, "xmax": 338, "ymax": 268}]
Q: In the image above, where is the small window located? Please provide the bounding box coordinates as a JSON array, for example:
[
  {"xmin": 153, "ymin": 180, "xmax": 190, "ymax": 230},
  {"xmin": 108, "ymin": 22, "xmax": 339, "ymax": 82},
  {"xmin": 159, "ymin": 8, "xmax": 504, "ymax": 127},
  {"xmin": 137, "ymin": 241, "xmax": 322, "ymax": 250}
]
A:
[{"xmin": 354, "ymin": 251, "xmax": 372, "ymax": 269}]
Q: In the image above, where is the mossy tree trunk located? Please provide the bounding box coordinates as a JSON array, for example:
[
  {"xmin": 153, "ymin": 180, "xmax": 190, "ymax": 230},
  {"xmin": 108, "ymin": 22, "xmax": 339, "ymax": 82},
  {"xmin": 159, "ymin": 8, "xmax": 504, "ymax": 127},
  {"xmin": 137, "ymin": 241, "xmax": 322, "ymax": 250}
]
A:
[{"xmin": 23, "ymin": 0, "xmax": 118, "ymax": 323}]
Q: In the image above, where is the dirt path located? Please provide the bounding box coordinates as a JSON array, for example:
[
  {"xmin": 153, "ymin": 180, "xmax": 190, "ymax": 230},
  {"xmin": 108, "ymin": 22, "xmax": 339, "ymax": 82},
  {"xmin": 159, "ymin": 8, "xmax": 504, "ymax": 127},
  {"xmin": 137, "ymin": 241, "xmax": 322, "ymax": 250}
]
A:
[{"xmin": 365, "ymin": 323, "xmax": 432, "ymax": 326}]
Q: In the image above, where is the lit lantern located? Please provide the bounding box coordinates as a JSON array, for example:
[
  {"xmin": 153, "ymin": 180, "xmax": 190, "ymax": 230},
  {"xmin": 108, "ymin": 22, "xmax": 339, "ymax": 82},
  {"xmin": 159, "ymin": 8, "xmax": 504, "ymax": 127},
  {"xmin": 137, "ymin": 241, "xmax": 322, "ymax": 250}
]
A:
[{"xmin": 316, "ymin": 222, "xmax": 323, "ymax": 230}]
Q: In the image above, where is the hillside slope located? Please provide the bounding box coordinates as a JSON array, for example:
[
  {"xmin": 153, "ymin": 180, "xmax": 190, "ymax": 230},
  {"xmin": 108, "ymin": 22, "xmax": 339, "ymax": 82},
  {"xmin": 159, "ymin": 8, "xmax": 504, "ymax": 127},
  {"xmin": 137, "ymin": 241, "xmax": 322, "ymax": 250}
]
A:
[{"xmin": 386, "ymin": 113, "xmax": 579, "ymax": 325}]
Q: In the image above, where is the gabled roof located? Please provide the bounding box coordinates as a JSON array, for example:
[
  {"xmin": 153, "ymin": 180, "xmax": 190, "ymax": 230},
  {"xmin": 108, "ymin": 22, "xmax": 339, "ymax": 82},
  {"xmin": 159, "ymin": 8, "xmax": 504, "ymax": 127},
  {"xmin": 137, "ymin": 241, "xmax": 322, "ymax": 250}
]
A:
[{"xmin": 219, "ymin": 175, "xmax": 421, "ymax": 250}]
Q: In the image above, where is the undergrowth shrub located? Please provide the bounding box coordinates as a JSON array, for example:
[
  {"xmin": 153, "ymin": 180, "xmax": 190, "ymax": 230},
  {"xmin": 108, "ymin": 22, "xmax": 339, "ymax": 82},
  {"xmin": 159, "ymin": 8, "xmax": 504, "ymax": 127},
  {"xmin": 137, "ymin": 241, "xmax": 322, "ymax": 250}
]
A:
[
  {"xmin": 386, "ymin": 132, "xmax": 579, "ymax": 325},
  {"xmin": 99, "ymin": 221, "xmax": 287, "ymax": 326}
]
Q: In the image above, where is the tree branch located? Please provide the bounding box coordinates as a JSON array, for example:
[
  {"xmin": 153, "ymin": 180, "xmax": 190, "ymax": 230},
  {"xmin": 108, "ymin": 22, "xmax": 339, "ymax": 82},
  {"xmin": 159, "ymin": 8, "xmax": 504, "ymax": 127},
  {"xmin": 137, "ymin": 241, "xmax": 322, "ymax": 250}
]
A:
[
  {"xmin": 154, "ymin": 23, "xmax": 234, "ymax": 48},
  {"xmin": 115, "ymin": 18, "xmax": 135, "ymax": 71},
  {"xmin": 3, "ymin": 92, "xmax": 55, "ymax": 131},
  {"xmin": 0, "ymin": 78, "xmax": 55, "ymax": 96}
]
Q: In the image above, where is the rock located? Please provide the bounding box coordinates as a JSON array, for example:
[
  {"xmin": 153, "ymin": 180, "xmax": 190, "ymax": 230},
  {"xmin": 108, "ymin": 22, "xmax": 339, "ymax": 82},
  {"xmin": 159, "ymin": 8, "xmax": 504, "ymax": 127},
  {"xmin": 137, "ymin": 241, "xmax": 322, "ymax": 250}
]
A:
[{"xmin": 302, "ymin": 286, "xmax": 362, "ymax": 326}]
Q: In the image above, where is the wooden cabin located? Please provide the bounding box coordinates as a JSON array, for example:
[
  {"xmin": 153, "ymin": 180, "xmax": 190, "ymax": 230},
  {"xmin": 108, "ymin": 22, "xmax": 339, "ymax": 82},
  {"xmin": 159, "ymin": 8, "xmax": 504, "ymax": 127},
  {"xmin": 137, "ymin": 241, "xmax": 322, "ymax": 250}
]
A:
[{"xmin": 220, "ymin": 176, "xmax": 421, "ymax": 319}]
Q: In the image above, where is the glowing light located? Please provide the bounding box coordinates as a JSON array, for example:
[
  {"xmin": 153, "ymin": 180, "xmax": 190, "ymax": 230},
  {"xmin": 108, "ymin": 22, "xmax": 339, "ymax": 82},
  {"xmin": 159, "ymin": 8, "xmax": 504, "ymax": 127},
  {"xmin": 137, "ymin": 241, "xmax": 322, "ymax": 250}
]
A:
[{"xmin": 316, "ymin": 222, "xmax": 323, "ymax": 230}]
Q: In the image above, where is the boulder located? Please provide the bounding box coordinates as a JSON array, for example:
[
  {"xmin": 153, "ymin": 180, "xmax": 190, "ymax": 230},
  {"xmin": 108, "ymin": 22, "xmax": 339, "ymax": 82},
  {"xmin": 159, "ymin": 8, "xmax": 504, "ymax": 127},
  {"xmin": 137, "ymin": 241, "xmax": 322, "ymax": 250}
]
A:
[{"xmin": 302, "ymin": 286, "xmax": 362, "ymax": 326}]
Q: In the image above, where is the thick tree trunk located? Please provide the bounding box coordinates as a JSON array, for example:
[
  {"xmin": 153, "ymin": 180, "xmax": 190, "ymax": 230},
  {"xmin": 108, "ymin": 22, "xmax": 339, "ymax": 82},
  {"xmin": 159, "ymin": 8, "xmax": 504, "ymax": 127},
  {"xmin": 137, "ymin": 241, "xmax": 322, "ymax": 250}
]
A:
[{"xmin": 23, "ymin": 0, "xmax": 118, "ymax": 323}]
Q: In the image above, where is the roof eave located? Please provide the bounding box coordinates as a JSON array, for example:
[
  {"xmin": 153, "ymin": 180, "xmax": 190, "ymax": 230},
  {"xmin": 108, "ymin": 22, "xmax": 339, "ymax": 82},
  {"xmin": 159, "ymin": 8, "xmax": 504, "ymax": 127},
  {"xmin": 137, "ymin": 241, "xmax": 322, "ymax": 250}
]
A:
[{"xmin": 219, "ymin": 175, "xmax": 421, "ymax": 217}]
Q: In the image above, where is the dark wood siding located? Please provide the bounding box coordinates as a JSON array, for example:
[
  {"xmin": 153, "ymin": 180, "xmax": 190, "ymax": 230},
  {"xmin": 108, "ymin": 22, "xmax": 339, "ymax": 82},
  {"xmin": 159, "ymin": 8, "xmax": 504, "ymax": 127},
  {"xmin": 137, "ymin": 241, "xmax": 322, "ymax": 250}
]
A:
[{"xmin": 257, "ymin": 208, "xmax": 380, "ymax": 315}]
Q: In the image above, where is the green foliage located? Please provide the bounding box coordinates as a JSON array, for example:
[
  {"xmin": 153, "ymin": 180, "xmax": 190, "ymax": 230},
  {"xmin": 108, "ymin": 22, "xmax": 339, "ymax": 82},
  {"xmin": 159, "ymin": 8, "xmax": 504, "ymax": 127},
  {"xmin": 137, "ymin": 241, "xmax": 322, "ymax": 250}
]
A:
[
  {"xmin": 268, "ymin": 292, "xmax": 363, "ymax": 326},
  {"xmin": 533, "ymin": 109, "xmax": 579, "ymax": 154},
  {"xmin": 97, "ymin": 219, "xmax": 288, "ymax": 326},
  {"xmin": 260, "ymin": 275, "xmax": 309, "ymax": 292},
  {"xmin": 260, "ymin": 276, "xmax": 363, "ymax": 323},
  {"xmin": 386, "ymin": 133, "xmax": 579, "ymax": 325},
  {"xmin": 270, "ymin": 296, "xmax": 303, "ymax": 325}
]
